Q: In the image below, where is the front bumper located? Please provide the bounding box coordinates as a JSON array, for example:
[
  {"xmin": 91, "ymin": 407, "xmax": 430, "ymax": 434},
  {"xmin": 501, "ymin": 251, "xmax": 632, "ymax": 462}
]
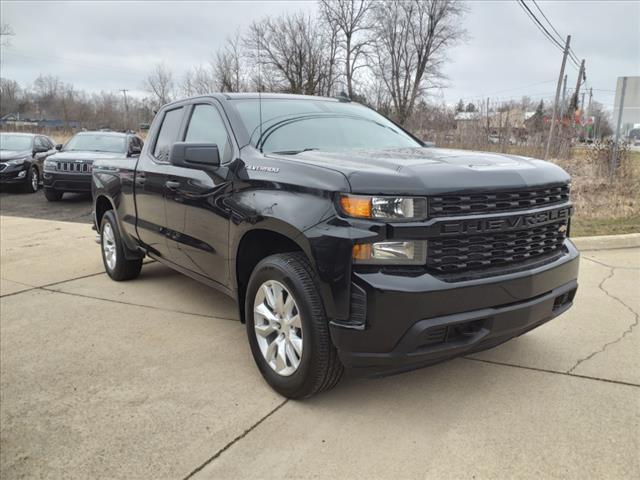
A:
[
  {"xmin": 0, "ymin": 166, "xmax": 29, "ymax": 184},
  {"xmin": 43, "ymin": 171, "xmax": 92, "ymax": 192},
  {"xmin": 330, "ymin": 240, "xmax": 580, "ymax": 377}
]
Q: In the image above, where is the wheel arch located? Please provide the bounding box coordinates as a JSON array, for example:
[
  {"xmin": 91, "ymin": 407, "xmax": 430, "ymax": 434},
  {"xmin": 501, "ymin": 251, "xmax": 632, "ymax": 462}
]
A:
[
  {"xmin": 94, "ymin": 194, "xmax": 115, "ymax": 231},
  {"xmin": 232, "ymin": 218, "xmax": 342, "ymax": 324}
]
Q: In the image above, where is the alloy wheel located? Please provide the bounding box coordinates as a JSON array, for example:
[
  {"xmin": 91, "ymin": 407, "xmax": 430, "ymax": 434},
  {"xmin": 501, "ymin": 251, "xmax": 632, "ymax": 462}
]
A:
[
  {"xmin": 253, "ymin": 280, "xmax": 303, "ymax": 376},
  {"xmin": 102, "ymin": 222, "xmax": 117, "ymax": 271}
]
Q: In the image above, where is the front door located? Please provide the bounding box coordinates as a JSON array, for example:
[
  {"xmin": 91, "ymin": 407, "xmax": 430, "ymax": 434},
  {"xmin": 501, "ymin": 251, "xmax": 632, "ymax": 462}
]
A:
[{"xmin": 164, "ymin": 102, "xmax": 235, "ymax": 288}]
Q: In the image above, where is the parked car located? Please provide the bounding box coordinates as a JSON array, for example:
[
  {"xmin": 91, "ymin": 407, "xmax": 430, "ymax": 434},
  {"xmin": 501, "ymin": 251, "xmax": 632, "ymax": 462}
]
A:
[
  {"xmin": 0, "ymin": 132, "xmax": 57, "ymax": 193},
  {"xmin": 43, "ymin": 131, "xmax": 143, "ymax": 201},
  {"xmin": 92, "ymin": 93, "xmax": 579, "ymax": 398}
]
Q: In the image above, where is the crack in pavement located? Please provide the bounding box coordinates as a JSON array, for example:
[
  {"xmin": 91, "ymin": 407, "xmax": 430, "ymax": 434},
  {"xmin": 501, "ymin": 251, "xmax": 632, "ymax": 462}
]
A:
[
  {"xmin": 182, "ymin": 399, "xmax": 289, "ymax": 479},
  {"xmin": 40, "ymin": 287, "xmax": 239, "ymax": 322},
  {"xmin": 582, "ymin": 255, "xmax": 640, "ymax": 271},
  {"xmin": 1, "ymin": 264, "xmax": 239, "ymax": 322},
  {"xmin": 464, "ymin": 357, "xmax": 639, "ymax": 388},
  {"xmin": 567, "ymin": 265, "xmax": 640, "ymax": 374},
  {"xmin": 0, "ymin": 271, "xmax": 106, "ymax": 298}
]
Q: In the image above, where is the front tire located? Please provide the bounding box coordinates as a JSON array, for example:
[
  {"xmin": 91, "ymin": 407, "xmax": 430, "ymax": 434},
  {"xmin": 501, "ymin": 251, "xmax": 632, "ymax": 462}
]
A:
[
  {"xmin": 23, "ymin": 167, "xmax": 39, "ymax": 193},
  {"xmin": 245, "ymin": 252, "xmax": 343, "ymax": 399},
  {"xmin": 100, "ymin": 210, "xmax": 143, "ymax": 281},
  {"xmin": 44, "ymin": 188, "xmax": 63, "ymax": 201}
]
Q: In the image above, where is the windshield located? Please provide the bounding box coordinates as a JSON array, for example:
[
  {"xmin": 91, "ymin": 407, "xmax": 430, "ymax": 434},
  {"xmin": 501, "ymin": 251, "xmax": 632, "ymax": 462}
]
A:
[
  {"xmin": 231, "ymin": 98, "xmax": 420, "ymax": 153},
  {"xmin": 0, "ymin": 134, "xmax": 33, "ymax": 151},
  {"xmin": 64, "ymin": 134, "xmax": 126, "ymax": 153}
]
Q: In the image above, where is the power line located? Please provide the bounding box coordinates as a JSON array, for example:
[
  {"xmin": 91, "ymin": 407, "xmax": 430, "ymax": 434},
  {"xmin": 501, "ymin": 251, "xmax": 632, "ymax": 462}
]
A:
[
  {"xmin": 517, "ymin": 0, "xmax": 581, "ymax": 69},
  {"xmin": 531, "ymin": 0, "xmax": 581, "ymax": 65}
]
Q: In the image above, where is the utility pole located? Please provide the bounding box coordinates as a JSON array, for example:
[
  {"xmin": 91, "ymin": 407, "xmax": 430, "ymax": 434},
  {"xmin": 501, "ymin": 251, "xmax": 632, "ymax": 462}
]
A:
[
  {"xmin": 568, "ymin": 59, "xmax": 585, "ymax": 142},
  {"xmin": 560, "ymin": 74, "xmax": 567, "ymax": 117},
  {"xmin": 120, "ymin": 89, "xmax": 129, "ymax": 131},
  {"xmin": 486, "ymin": 97, "xmax": 490, "ymax": 137},
  {"xmin": 570, "ymin": 60, "xmax": 585, "ymax": 115},
  {"xmin": 587, "ymin": 87, "xmax": 593, "ymax": 141},
  {"xmin": 545, "ymin": 35, "xmax": 571, "ymax": 160},
  {"xmin": 611, "ymin": 76, "xmax": 627, "ymax": 176}
]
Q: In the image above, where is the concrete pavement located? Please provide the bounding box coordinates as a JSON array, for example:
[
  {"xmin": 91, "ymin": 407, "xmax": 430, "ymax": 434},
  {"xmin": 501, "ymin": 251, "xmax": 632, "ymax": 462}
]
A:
[{"xmin": 1, "ymin": 215, "xmax": 638, "ymax": 479}]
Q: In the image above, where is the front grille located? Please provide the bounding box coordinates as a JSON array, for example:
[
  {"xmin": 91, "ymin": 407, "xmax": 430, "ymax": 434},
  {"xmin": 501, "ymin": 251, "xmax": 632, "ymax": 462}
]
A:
[
  {"xmin": 57, "ymin": 162, "xmax": 92, "ymax": 173},
  {"xmin": 429, "ymin": 184, "xmax": 570, "ymax": 217},
  {"xmin": 427, "ymin": 220, "xmax": 568, "ymax": 273}
]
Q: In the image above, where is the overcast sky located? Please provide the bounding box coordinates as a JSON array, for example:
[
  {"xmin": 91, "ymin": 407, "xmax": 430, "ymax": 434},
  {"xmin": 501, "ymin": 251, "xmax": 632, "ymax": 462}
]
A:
[{"xmin": 1, "ymin": 0, "xmax": 638, "ymax": 110}]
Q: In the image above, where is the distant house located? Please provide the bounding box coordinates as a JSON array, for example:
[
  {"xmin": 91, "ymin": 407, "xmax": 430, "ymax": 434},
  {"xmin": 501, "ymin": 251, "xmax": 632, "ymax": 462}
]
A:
[
  {"xmin": 0, "ymin": 113, "xmax": 39, "ymax": 128},
  {"xmin": 454, "ymin": 111, "xmax": 482, "ymax": 137},
  {"xmin": 0, "ymin": 113, "xmax": 80, "ymax": 129}
]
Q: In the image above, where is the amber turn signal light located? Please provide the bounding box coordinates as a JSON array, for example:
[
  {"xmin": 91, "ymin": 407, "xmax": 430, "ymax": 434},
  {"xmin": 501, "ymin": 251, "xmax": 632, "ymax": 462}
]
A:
[{"xmin": 339, "ymin": 195, "xmax": 372, "ymax": 218}]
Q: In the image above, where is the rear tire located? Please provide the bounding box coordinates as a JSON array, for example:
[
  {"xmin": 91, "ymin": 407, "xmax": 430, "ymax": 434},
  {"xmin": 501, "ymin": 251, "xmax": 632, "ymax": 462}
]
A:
[
  {"xmin": 245, "ymin": 252, "xmax": 343, "ymax": 399},
  {"xmin": 44, "ymin": 188, "xmax": 63, "ymax": 201},
  {"xmin": 23, "ymin": 167, "xmax": 39, "ymax": 193},
  {"xmin": 100, "ymin": 210, "xmax": 143, "ymax": 281}
]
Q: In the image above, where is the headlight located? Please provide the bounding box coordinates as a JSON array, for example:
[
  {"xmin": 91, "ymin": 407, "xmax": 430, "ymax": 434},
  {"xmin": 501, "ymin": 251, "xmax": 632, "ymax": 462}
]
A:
[
  {"xmin": 44, "ymin": 159, "xmax": 57, "ymax": 169},
  {"xmin": 7, "ymin": 157, "xmax": 28, "ymax": 166},
  {"xmin": 353, "ymin": 240, "xmax": 427, "ymax": 265},
  {"xmin": 339, "ymin": 194, "xmax": 427, "ymax": 222}
]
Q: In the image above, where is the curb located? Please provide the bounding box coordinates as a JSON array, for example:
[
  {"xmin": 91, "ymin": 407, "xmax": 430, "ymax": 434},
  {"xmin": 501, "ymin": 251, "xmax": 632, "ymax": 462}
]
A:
[{"xmin": 571, "ymin": 233, "xmax": 640, "ymax": 251}]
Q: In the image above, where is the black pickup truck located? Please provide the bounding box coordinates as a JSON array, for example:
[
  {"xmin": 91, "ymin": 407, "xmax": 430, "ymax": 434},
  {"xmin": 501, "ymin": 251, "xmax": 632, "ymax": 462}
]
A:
[{"xmin": 92, "ymin": 93, "xmax": 579, "ymax": 398}]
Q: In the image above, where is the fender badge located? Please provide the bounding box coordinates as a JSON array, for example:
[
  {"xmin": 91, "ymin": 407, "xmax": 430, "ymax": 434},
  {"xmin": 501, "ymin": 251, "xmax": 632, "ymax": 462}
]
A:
[{"xmin": 246, "ymin": 165, "xmax": 280, "ymax": 173}]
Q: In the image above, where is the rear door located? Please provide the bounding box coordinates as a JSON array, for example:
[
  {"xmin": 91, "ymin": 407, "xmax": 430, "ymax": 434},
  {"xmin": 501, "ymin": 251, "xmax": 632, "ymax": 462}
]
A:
[
  {"xmin": 164, "ymin": 101, "xmax": 235, "ymax": 287},
  {"xmin": 134, "ymin": 106, "xmax": 185, "ymax": 260}
]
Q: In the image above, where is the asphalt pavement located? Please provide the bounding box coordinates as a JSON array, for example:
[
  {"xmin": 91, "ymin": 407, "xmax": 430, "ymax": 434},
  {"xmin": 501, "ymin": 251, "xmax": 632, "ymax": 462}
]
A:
[{"xmin": 0, "ymin": 189, "xmax": 638, "ymax": 479}]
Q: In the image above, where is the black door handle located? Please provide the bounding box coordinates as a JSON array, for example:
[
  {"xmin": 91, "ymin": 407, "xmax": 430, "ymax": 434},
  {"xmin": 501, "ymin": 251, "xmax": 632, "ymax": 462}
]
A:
[{"xmin": 165, "ymin": 180, "xmax": 181, "ymax": 190}]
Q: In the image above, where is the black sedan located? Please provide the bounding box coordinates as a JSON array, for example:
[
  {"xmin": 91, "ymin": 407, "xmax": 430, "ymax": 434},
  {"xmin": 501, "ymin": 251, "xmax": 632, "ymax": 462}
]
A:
[
  {"xmin": 0, "ymin": 133, "xmax": 57, "ymax": 193},
  {"xmin": 43, "ymin": 131, "xmax": 143, "ymax": 201}
]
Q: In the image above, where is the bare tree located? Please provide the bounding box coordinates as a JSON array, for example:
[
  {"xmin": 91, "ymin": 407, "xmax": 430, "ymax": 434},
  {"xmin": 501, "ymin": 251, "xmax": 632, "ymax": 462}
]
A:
[
  {"xmin": 319, "ymin": 0, "xmax": 373, "ymax": 98},
  {"xmin": 144, "ymin": 63, "xmax": 174, "ymax": 107},
  {"xmin": 181, "ymin": 64, "xmax": 216, "ymax": 96},
  {"xmin": 0, "ymin": 78, "xmax": 21, "ymax": 116},
  {"xmin": 372, "ymin": 0, "xmax": 465, "ymax": 125},
  {"xmin": 244, "ymin": 12, "xmax": 336, "ymax": 95},
  {"xmin": 0, "ymin": 23, "xmax": 14, "ymax": 47},
  {"xmin": 213, "ymin": 32, "xmax": 246, "ymax": 92}
]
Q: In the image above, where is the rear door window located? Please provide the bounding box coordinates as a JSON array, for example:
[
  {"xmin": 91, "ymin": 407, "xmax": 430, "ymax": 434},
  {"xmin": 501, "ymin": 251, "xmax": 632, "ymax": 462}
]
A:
[{"xmin": 153, "ymin": 107, "xmax": 184, "ymax": 162}]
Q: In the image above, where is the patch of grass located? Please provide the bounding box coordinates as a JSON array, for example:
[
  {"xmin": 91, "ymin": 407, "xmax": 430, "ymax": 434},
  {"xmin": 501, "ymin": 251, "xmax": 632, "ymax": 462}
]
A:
[{"xmin": 571, "ymin": 215, "xmax": 640, "ymax": 237}]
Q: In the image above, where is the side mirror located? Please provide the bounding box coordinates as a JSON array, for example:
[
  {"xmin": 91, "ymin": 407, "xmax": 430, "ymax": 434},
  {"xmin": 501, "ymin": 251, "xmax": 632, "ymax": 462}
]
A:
[
  {"xmin": 34, "ymin": 146, "xmax": 48, "ymax": 154},
  {"xmin": 169, "ymin": 142, "xmax": 220, "ymax": 171},
  {"xmin": 55, "ymin": 144, "xmax": 63, "ymax": 151},
  {"xmin": 128, "ymin": 145, "xmax": 142, "ymax": 157}
]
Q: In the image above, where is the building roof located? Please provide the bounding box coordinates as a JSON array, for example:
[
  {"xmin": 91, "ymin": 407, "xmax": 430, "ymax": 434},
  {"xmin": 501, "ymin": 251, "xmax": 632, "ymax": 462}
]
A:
[{"xmin": 454, "ymin": 112, "xmax": 481, "ymax": 121}]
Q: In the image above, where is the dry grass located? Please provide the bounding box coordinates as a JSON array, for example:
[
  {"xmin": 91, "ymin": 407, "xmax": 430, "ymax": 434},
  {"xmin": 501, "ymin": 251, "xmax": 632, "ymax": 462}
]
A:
[{"xmin": 551, "ymin": 147, "xmax": 639, "ymax": 234}]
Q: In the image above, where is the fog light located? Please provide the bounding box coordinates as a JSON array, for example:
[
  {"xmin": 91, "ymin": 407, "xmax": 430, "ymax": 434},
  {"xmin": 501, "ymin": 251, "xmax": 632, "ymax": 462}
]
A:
[
  {"xmin": 353, "ymin": 240, "xmax": 427, "ymax": 265},
  {"xmin": 17, "ymin": 170, "xmax": 27, "ymax": 178}
]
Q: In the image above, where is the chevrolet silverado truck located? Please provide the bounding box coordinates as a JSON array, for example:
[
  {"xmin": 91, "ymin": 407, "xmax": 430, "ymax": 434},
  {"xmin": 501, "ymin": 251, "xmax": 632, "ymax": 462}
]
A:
[
  {"xmin": 44, "ymin": 131, "xmax": 144, "ymax": 201},
  {"xmin": 92, "ymin": 93, "xmax": 579, "ymax": 398}
]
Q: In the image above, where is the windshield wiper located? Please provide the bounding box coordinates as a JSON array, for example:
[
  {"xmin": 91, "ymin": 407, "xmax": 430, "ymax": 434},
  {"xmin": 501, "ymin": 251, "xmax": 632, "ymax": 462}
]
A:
[{"xmin": 272, "ymin": 148, "xmax": 319, "ymax": 155}]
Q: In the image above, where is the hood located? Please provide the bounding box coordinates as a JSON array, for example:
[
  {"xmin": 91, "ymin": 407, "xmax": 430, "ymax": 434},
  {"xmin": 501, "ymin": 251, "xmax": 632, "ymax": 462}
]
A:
[
  {"xmin": 49, "ymin": 151, "xmax": 127, "ymax": 162},
  {"xmin": 267, "ymin": 147, "xmax": 570, "ymax": 195},
  {"xmin": 0, "ymin": 150, "xmax": 31, "ymax": 161}
]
